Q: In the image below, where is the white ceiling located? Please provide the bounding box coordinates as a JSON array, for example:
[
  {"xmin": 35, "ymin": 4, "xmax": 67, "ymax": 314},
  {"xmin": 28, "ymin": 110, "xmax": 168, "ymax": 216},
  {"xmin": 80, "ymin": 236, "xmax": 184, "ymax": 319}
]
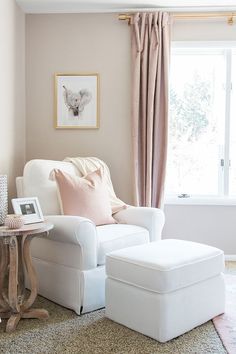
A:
[{"xmin": 16, "ymin": 0, "xmax": 236, "ymax": 14}]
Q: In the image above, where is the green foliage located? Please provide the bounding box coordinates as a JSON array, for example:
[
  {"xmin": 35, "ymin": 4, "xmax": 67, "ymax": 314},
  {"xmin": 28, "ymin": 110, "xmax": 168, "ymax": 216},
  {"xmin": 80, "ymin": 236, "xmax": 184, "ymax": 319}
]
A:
[{"xmin": 170, "ymin": 72, "xmax": 212, "ymax": 142}]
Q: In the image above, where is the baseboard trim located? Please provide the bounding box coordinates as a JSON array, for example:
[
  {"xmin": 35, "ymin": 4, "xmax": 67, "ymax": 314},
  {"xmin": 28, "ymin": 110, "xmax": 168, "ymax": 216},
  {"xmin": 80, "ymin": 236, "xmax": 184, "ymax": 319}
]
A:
[{"xmin": 225, "ymin": 255, "xmax": 236, "ymax": 261}]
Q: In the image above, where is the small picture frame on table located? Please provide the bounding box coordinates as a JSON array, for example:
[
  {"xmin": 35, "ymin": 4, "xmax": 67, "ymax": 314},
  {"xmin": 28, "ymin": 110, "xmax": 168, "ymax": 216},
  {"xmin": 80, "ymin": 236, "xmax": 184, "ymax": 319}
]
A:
[{"xmin": 12, "ymin": 197, "xmax": 44, "ymax": 224}]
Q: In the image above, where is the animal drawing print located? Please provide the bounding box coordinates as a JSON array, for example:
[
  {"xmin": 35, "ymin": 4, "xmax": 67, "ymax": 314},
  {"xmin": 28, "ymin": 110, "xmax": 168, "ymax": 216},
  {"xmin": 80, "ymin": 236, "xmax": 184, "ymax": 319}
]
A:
[{"xmin": 63, "ymin": 85, "xmax": 92, "ymax": 118}]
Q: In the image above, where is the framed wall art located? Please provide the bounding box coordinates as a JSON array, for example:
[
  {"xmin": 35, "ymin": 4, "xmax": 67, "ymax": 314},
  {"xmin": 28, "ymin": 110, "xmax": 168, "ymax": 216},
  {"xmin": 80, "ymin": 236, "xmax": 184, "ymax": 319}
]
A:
[
  {"xmin": 12, "ymin": 197, "xmax": 44, "ymax": 224},
  {"xmin": 55, "ymin": 73, "xmax": 99, "ymax": 129}
]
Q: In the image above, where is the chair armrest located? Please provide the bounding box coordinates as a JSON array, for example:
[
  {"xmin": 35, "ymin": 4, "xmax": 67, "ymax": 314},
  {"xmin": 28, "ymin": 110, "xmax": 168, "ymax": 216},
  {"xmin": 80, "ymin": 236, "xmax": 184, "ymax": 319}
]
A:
[
  {"xmin": 45, "ymin": 215, "xmax": 97, "ymax": 270},
  {"xmin": 113, "ymin": 207, "xmax": 165, "ymax": 242}
]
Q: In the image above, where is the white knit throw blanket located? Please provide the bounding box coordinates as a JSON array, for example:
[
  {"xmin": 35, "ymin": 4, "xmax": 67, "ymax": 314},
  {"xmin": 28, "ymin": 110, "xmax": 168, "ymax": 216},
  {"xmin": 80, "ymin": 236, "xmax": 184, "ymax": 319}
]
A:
[{"xmin": 64, "ymin": 157, "xmax": 126, "ymax": 214}]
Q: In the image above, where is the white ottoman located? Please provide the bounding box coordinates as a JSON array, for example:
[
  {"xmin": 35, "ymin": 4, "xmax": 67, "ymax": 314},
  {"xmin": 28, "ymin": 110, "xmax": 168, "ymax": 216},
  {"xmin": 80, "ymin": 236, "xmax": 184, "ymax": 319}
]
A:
[{"xmin": 105, "ymin": 239, "xmax": 225, "ymax": 342}]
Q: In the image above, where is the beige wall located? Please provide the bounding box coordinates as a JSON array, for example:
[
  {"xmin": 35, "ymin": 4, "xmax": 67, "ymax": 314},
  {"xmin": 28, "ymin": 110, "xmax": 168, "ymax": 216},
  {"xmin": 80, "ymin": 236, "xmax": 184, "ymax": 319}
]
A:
[
  {"xmin": 26, "ymin": 14, "xmax": 133, "ymax": 204},
  {"xmin": 0, "ymin": 0, "xmax": 25, "ymax": 204}
]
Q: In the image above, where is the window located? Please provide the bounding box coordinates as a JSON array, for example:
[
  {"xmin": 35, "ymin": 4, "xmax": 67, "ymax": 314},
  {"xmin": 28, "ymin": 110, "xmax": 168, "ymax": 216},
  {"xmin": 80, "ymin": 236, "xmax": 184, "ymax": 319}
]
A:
[{"xmin": 165, "ymin": 42, "xmax": 236, "ymax": 200}]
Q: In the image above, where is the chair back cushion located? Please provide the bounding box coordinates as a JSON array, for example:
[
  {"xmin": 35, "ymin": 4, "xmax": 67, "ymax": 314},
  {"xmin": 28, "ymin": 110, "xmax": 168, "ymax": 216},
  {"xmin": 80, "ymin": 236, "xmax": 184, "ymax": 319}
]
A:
[
  {"xmin": 52, "ymin": 168, "xmax": 116, "ymax": 225},
  {"xmin": 22, "ymin": 159, "xmax": 80, "ymax": 215}
]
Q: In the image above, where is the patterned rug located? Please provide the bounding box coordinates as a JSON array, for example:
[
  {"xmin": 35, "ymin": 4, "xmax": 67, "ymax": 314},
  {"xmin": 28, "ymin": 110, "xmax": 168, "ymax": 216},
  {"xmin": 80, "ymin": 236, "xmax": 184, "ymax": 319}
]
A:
[{"xmin": 213, "ymin": 273, "xmax": 236, "ymax": 354}]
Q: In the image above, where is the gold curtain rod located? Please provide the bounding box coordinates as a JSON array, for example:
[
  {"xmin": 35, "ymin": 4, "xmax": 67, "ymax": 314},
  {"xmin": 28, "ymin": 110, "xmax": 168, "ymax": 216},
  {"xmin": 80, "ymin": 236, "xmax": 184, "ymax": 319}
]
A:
[{"xmin": 119, "ymin": 12, "xmax": 236, "ymax": 25}]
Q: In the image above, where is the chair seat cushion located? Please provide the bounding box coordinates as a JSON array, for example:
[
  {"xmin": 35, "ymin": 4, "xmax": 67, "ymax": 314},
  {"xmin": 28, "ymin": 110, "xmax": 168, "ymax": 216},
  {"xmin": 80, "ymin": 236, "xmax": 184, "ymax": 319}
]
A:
[
  {"xmin": 97, "ymin": 224, "xmax": 149, "ymax": 265},
  {"xmin": 106, "ymin": 239, "xmax": 224, "ymax": 293},
  {"xmin": 30, "ymin": 224, "xmax": 149, "ymax": 269}
]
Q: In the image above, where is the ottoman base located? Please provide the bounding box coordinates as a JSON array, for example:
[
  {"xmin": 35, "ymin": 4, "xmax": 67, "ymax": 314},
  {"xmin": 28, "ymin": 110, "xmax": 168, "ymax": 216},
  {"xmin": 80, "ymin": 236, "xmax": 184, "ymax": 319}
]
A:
[{"xmin": 106, "ymin": 273, "xmax": 225, "ymax": 342}]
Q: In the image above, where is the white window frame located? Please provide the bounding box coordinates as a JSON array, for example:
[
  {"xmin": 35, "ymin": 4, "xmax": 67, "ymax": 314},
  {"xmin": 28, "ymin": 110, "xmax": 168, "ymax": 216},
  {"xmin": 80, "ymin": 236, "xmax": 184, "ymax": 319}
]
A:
[{"xmin": 165, "ymin": 41, "xmax": 236, "ymax": 206}]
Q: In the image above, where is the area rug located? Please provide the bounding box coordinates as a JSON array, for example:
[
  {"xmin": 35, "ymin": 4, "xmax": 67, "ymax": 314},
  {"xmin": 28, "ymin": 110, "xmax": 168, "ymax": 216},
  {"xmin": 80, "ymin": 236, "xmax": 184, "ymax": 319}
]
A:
[
  {"xmin": 0, "ymin": 294, "xmax": 226, "ymax": 354},
  {"xmin": 213, "ymin": 273, "xmax": 236, "ymax": 354}
]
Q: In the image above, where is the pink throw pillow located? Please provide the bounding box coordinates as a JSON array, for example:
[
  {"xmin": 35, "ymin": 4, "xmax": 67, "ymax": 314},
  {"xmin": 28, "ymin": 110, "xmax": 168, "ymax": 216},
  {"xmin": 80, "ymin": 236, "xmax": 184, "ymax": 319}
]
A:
[{"xmin": 52, "ymin": 168, "xmax": 116, "ymax": 226}]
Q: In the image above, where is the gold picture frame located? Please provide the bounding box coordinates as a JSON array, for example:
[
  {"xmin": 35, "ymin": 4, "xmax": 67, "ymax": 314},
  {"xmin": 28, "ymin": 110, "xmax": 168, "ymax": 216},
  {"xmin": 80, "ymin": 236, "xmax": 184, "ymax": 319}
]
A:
[{"xmin": 54, "ymin": 73, "xmax": 99, "ymax": 129}]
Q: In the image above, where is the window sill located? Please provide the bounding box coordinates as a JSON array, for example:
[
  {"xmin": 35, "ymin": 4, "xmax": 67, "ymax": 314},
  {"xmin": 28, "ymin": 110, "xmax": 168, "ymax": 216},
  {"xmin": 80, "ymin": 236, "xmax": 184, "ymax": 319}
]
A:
[{"xmin": 164, "ymin": 197, "xmax": 236, "ymax": 206}]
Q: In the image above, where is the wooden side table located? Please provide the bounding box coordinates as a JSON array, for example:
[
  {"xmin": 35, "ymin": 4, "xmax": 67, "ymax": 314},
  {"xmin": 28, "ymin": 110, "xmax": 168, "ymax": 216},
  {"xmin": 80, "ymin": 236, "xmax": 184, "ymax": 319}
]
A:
[{"xmin": 0, "ymin": 222, "xmax": 53, "ymax": 332}]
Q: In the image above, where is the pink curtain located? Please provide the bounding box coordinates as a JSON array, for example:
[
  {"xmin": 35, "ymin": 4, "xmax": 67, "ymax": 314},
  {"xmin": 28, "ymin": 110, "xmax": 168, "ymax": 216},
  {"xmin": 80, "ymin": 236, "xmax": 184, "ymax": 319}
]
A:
[{"xmin": 131, "ymin": 12, "xmax": 171, "ymax": 208}]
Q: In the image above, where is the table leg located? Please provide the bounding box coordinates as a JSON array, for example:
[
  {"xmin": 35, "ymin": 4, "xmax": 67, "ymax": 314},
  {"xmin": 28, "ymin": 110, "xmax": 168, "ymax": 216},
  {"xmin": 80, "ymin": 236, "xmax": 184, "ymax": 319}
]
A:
[
  {"xmin": 21, "ymin": 308, "xmax": 49, "ymax": 319},
  {"xmin": 6, "ymin": 314, "xmax": 21, "ymax": 332},
  {"xmin": 8, "ymin": 236, "xmax": 20, "ymax": 312},
  {"xmin": 17, "ymin": 236, "xmax": 25, "ymax": 305},
  {"xmin": 0, "ymin": 238, "xmax": 10, "ymax": 312},
  {"xmin": 21, "ymin": 235, "xmax": 38, "ymax": 310},
  {"xmin": 1, "ymin": 232, "xmax": 49, "ymax": 332},
  {"xmin": 6, "ymin": 236, "xmax": 21, "ymax": 332},
  {"xmin": 21, "ymin": 235, "xmax": 49, "ymax": 319}
]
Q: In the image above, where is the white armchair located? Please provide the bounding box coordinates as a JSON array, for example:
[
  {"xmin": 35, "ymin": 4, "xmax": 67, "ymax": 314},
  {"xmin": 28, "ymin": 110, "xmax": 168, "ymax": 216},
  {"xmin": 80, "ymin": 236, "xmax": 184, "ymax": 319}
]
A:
[{"xmin": 16, "ymin": 159, "xmax": 165, "ymax": 314}]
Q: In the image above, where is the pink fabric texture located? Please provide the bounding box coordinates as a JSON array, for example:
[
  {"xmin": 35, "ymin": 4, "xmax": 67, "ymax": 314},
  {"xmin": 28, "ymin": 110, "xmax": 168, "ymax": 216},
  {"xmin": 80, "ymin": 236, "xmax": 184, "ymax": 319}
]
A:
[
  {"xmin": 131, "ymin": 12, "xmax": 171, "ymax": 208},
  {"xmin": 53, "ymin": 168, "xmax": 116, "ymax": 226}
]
